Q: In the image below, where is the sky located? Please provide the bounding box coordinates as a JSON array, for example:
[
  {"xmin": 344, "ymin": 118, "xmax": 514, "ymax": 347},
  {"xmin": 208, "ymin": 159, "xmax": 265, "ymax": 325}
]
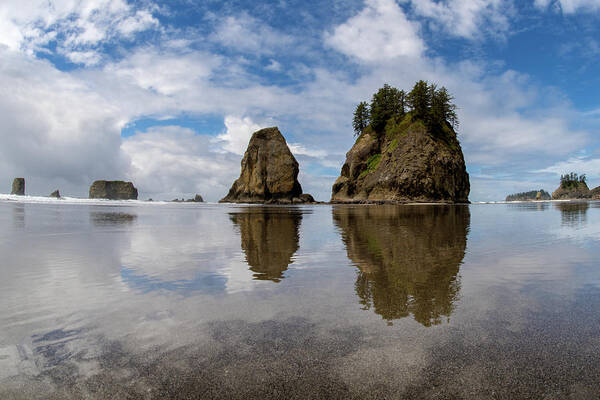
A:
[{"xmin": 0, "ymin": 0, "xmax": 599, "ymax": 202}]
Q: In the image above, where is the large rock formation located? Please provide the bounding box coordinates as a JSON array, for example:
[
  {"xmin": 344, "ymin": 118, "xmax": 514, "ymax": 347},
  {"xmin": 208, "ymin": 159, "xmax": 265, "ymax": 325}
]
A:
[
  {"xmin": 592, "ymin": 186, "xmax": 600, "ymax": 200},
  {"xmin": 552, "ymin": 181, "xmax": 591, "ymax": 200},
  {"xmin": 89, "ymin": 180, "xmax": 138, "ymax": 200},
  {"xmin": 229, "ymin": 207, "xmax": 302, "ymax": 282},
  {"xmin": 333, "ymin": 205, "xmax": 469, "ymax": 326},
  {"xmin": 220, "ymin": 127, "xmax": 314, "ymax": 203},
  {"xmin": 331, "ymin": 117, "xmax": 470, "ymax": 203},
  {"xmin": 11, "ymin": 178, "xmax": 25, "ymax": 195}
]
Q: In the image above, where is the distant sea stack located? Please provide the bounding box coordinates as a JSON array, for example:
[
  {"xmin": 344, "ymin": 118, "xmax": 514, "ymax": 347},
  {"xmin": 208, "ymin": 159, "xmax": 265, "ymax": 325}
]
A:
[
  {"xmin": 331, "ymin": 82, "xmax": 469, "ymax": 203},
  {"xmin": 220, "ymin": 127, "xmax": 315, "ymax": 204},
  {"xmin": 552, "ymin": 173, "xmax": 591, "ymax": 200},
  {"xmin": 89, "ymin": 180, "xmax": 138, "ymax": 200},
  {"xmin": 505, "ymin": 190, "xmax": 551, "ymax": 201},
  {"xmin": 49, "ymin": 190, "xmax": 60, "ymax": 198},
  {"xmin": 11, "ymin": 178, "xmax": 25, "ymax": 195}
]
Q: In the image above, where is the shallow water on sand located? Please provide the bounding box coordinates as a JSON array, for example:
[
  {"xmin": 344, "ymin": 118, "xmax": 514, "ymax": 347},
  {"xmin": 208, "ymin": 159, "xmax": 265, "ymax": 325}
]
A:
[{"xmin": 1, "ymin": 200, "xmax": 600, "ymax": 399}]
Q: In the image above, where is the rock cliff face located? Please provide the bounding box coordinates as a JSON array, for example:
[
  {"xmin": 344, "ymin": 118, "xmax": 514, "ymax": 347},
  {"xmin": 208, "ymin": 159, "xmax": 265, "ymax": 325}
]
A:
[
  {"xmin": 11, "ymin": 178, "xmax": 25, "ymax": 195},
  {"xmin": 552, "ymin": 181, "xmax": 591, "ymax": 200},
  {"xmin": 331, "ymin": 117, "xmax": 469, "ymax": 203},
  {"xmin": 592, "ymin": 186, "xmax": 600, "ymax": 200},
  {"xmin": 220, "ymin": 127, "xmax": 313, "ymax": 203},
  {"xmin": 333, "ymin": 205, "xmax": 469, "ymax": 326},
  {"xmin": 89, "ymin": 180, "xmax": 138, "ymax": 200}
]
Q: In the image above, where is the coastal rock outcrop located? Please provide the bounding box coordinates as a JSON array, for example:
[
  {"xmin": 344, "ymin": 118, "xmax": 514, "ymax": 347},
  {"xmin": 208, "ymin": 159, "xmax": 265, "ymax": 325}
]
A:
[
  {"xmin": 220, "ymin": 127, "xmax": 314, "ymax": 203},
  {"xmin": 89, "ymin": 180, "xmax": 138, "ymax": 200},
  {"xmin": 331, "ymin": 117, "xmax": 470, "ymax": 203},
  {"xmin": 505, "ymin": 189, "xmax": 551, "ymax": 201},
  {"xmin": 592, "ymin": 186, "xmax": 600, "ymax": 200},
  {"xmin": 49, "ymin": 190, "xmax": 60, "ymax": 198},
  {"xmin": 11, "ymin": 178, "xmax": 25, "ymax": 195},
  {"xmin": 552, "ymin": 181, "xmax": 591, "ymax": 200}
]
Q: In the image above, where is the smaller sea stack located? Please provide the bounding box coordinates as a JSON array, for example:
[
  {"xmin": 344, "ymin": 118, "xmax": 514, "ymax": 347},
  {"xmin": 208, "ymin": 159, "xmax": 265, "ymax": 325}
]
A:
[
  {"xmin": 89, "ymin": 180, "xmax": 138, "ymax": 200},
  {"xmin": 11, "ymin": 178, "xmax": 25, "ymax": 195}
]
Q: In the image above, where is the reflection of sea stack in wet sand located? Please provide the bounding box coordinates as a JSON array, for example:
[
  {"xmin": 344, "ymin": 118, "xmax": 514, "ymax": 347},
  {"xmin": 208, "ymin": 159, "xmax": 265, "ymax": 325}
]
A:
[
  {"xmin": 11, "ymin": 178, "xmax": 25, "ymax": 195},
  {"xmin": 220, "ymin": 127, "xmax": 315, "ymax": 204},
  {"xmin": 89, "ymin": 180, "xmax": 138, "ymax": 200},
  {"xmin": 229, "ymin": 208, "xmax": 302, "ymax": 282},
  {"xmin": 333, "ymin": 205, "xmax": 469, "ymax": 326}
]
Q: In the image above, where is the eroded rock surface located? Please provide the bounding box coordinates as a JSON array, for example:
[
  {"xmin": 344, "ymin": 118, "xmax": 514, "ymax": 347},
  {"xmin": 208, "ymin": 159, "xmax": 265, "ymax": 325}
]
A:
[
  {"xmin": 11, "ymin": 178, "xmax": 25, "ymax": 195},
  {"xmin": 552, "ymin": 181, "xmax": 591, "ymax": 200},
  {"xmin": 331, "ymin": 118, "xmax": 469, "ymax": 203},
  {"xmin": 89, "ymin": 181, "xmax": 138, "ymax": 200},
  {"xmin": 220, "ymin": 127, "xmax": 314, "ymax": 203}
]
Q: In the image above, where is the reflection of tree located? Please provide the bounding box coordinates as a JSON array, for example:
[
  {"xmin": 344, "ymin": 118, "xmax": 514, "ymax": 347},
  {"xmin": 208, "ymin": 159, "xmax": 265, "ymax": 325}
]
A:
[
  {"xmin": 230, "ymin": 208, "xmax": 302, "ymax": 282},
  {"xmin": 554, "ymin": 202, "xmax": 589, "ymax": 227},
  {"xmin": 333, "ymin": 205, "xmax": 470, "ymax": 326}
]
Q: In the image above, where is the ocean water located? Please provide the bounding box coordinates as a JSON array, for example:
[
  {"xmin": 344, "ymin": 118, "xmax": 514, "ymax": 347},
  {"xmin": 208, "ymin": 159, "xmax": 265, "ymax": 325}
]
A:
[{"xmin": 1, "ymin": 198, "xmax": 599, "ymax": 399}]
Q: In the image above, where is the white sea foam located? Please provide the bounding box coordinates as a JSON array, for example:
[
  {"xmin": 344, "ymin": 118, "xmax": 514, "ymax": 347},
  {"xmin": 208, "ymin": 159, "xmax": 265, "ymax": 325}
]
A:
[{"xmin": 0, "ymin": 193, "xmax": 171, "ymax": 206}]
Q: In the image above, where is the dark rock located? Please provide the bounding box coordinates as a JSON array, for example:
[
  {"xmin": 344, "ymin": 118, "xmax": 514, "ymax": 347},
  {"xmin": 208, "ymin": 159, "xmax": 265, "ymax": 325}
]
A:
[
  {"xmin": 331, "ymin": 117, "xmax": 470, "ymax": 203},
  {"xmin": 89, "ymin": 180, "xmax": 138, "ymax": 200},
  {"xmin": 220, "ymin": 127, "xmax": 307, "ymax": 203},
  {"xmin": 552, "ymin": 181, "xmax": 591, "ymax": 200},
  {"xmin": 11, "ymin": 178, "xmax": 25, "ymax": 195},
  {"xmin": 193, "ymin": 194, "xmax": 204, "ymax": 202},
  {"xmin": 49, "ymin": 190, "xmax": 60, "ymax": 198},
  {"xmin": 299, "ymin": 193, "xmax": 315, "ymax": 203},
  {"xmin": 592, "ymin": 186, "xmax": 600, "ymax": 200}
]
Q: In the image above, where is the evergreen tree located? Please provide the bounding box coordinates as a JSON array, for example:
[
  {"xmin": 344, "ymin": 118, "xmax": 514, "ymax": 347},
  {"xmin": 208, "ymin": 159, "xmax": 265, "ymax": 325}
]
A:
[
  {"xmin": 370, "ymin": 84, "xmax": 405, "ymax": 133},
  {"xmin": 430, "ymin": 86, "xmax": 458, "ymax": 130},
  {"xmin": 406, "ymin": 80, "xmax": 431, "ymax": 121},
  {"xmin": 353, "ymin": 101, "xmax": 370, "ymax": 136}
]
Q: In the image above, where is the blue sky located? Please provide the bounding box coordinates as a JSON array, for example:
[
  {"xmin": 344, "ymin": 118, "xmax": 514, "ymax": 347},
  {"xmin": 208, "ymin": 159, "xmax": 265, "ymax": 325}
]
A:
[{"xmin": 0, "ymin": 0, "xmax": 599, "ymax": 201}]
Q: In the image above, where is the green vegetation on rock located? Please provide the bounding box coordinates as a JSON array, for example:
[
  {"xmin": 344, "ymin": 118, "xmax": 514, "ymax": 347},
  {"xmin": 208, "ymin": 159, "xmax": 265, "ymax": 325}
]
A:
[
  {"xmin": 359, "ymin": 153, "xmax": 382, "ymax": 178},
  {"xmin": 353, "ymin": 81, "xmax": 458, "ymax": 139}
]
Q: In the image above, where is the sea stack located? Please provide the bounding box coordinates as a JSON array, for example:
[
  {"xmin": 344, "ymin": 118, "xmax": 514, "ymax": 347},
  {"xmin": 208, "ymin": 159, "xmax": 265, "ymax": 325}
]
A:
[
  {"xmin": 552, "ymin": 174, "xmax": 591, "ymax": 200},
  {"xmin": 49, "ymin": 190, "xmax": 60, "ymax": 198},
  {"xmin": 89, "ymin": 180, "xmax": 138, "ymax": 200},
  {"xmin": 332, "ymin": 82, "xmax": 469, "ymax": 203},
  {"xmin": 11, "ymin": 178, "xmax": 25, "ymax": 195},
  {"xmin": 220, "ymin": 127, "xmax": 314, "ymax": 204},
  {"xmin": 331, "ymin": 118, "xmax": 469, "ymax": 203}
]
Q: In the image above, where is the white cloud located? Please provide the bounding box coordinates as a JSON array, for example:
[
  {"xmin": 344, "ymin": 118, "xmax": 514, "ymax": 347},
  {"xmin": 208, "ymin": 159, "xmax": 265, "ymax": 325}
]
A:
[
  {"xmin": 324, "ymin": 0, "xmax": 425, "ymax": 62},
  {"xmin": 407, "ymin": 0, "xmax": 512, "ymax": 39},
  {"xmin": 534, "ymin": 156, "xmax": 600, "ymax": 178},
  {"xmin": 534, "ymin": 0, "xmax": 600, "ymax": 13},
  {"xmin": 210, "ymin": 13, "xmax": 294, "ymax": 54},
  {"xmin": 0, "ymin": 0, "xmax": 158, "ymax": 64},
  {"xmin": 288, "ymin": 144, "xmax": 328, "ymax": 159},
  {"xmin": 216, "ymin": 116, "xmax": 263, "ymax": 156},
  {"xmin": 121, "ymin": 126, "xmax": 241, "ymax": 201},
  {"xmin": 0, "ymin": 49, "xmax": 129, "ymax": 195},
  {"xmin": 105, "ymin": 48, "xmax": 221, "ymax": 95},
  {"xmin": 265, "ymin": 59, "xmax": 282, "ymax": 72}
]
